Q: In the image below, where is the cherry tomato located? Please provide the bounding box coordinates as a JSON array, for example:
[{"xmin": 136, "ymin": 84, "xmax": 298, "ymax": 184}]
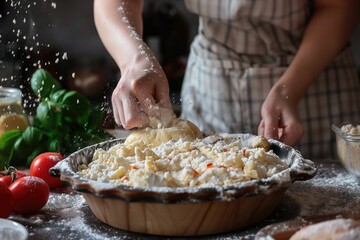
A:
[
  {"xmin": 30, "ymin": 152, "xmax": 64, "ymax": 188},
  {"xmin": 0, "ymin": 167, "xmax": 28, "ymax": 187},
  {"xmin": 0, "ymin": 181, "xmax": 13, "ymax": 218},
  {"xmin": 9, "ymin": 176, "xmax": 49, "ymax": 214}
]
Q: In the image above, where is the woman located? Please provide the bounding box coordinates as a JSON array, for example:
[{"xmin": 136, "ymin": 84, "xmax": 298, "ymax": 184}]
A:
[{"xmin": 94, "ymin": 0, "xmax": 360, "ymax": 160}]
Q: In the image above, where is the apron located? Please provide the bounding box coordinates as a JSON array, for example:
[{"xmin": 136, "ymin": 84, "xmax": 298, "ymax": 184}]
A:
[{"xmin": 180, "ymin": 0, "xmax": 360, "ymax": 160}]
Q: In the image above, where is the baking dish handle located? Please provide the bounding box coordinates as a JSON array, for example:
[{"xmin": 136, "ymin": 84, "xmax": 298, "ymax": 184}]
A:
[{"xmin": 290, "ymin": 158, "xmax": 317, "ymax": 181}]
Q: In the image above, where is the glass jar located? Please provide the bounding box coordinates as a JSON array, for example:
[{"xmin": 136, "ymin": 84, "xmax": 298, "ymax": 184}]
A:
[{"xmin": 0, "ymin": 88, "xmax": 29, "ymax": 136}]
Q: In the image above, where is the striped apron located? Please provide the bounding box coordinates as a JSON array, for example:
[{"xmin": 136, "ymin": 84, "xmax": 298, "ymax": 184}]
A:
[{"xmin": 180, "ymin": 0, "xmax": 360, "ymax": 160}]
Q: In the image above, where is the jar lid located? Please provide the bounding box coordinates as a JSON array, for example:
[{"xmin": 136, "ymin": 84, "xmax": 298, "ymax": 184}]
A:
[{"xmin": 0, "ymin": 87, "xmax": 22, "ymax": 102}]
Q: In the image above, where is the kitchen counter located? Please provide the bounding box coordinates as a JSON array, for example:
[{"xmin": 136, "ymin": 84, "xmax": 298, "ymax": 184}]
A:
[{"xmin": 9, "ymin": 161, "xmax": 360, "ymax": 240}]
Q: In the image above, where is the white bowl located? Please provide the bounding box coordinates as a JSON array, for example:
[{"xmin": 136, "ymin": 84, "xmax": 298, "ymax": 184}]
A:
[
  {"xmin": 51, "ymin": 133, "xmax": 317, "ymax": 236},
  {"xmin": 0, "ymin": 219, "xmax": 28, "ymax": 240}
]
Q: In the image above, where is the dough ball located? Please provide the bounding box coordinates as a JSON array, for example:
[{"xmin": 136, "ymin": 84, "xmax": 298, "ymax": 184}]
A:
[
  {"xmin": 290, "ymin": 218, "xmax": 360, "ymax": 240},
  {"xmin": 124, "ymin": 119, "xmax": 203, "ymax": 148}
]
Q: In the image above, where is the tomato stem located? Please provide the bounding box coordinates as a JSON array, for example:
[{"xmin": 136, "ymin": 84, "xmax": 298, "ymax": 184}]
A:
[
  {"xmin": 0, "ymin": 166, "xmax": 20, "ymax": 185},
  {"xmin": 0, "ymin": 166, "xmax": 18, "ymax": 176}
]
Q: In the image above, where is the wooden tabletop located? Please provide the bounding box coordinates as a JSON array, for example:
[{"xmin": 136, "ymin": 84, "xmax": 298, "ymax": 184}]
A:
[{"xmin": 8, "ymin": 161, "xmax": 360, "ymax": 240}]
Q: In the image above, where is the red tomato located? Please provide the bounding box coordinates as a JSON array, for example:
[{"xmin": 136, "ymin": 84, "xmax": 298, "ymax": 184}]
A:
[
  {"xmin": 0, "ymin": 169, "xmax": 27, "ymax": 187},
  {"xmin": 30, "ymin": 152, "xmax": 64, "ymax": 188},
  {"xmin": 9, "ymin": 176, "xmax": 49, "ymax": 214},
  {"xmin": 0, "ymin": 181, "xmax": 13, "ymax": 218}
]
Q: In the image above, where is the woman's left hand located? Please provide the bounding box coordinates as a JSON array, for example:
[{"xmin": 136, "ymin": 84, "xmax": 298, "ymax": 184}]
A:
[{"xmin": 258, "ymin": 84, "xmax": 304, "ymax": 146}]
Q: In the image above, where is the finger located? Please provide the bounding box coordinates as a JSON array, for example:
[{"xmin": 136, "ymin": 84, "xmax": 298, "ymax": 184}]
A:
[
  {"xmin": 262, "ymin": 114, "xmax": 280, "ymax": 140},
  {"xmin": 111, "ymin": 93, "xmax": 124, "ymax": 126},
  {"xmin": 122, "ymin": 94, "xmax": 149, "ymax": 129},
  {"xmin": 257, "ymin": 119, "xmax": 265, "ymax": 136},
  {"xmin": 280, "ymin": 123, "xmax": 304, "ymax": 146},
  {"xmin": 155, "ymin": 87, "xmax": 172, "ymax": 110}
]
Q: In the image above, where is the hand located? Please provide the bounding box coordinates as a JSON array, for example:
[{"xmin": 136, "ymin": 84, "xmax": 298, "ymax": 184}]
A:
[
  {"xmin": 93, "ymin": 0, "xmax": 173, "ymax": 129},
  {"xmin": 258, "ymin": 84, "xmax": 304, "ymax": 146},
  {"xmin": 112, "ymin": 51, "xmax": 173, "ymax": 129}
]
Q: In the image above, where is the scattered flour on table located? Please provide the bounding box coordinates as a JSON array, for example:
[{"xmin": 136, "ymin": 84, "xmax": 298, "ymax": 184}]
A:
[
  {"xmin": 286, "ymin": 163, "xmax": 360, "ymax": 217},
  {"xmin": 211, "ymin": 234, "xmax": 255, "ymax": 240},
  {"xmin": 43, "ymin": 192, "xmax": 84, "ymax": 210},
  {"xmin": 47, "ymin": 193, "xmax": 121, "ymax": 240}
]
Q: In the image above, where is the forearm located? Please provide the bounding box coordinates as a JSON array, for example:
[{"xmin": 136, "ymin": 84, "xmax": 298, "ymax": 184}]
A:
[
  {"xmin": 275, "ymin": 0, "xmax": 359, "ymax": 103},
  {"xmin": 93, "ymin": 0, "xmax": 144, "ymax": 71}
]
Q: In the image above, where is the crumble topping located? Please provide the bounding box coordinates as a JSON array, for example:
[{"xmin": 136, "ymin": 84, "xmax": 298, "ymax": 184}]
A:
[
  {"xmin": 77, "ymin": 135, "xmax": 288, "ymax": 188},
  {"xmin": 340, "ymin": 124, "xmax": 360, "ymax": 135}
]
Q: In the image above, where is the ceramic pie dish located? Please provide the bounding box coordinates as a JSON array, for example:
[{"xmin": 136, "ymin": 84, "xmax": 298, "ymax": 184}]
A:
[{"xmin": 50, "ymin": 133, "xmax": 316, "ymax": 236}]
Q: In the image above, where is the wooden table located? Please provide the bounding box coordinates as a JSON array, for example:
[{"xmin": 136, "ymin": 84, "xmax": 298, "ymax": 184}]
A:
[{"xmin": 9, "ymin": 161, "xmax": 360, "ymax": 240}]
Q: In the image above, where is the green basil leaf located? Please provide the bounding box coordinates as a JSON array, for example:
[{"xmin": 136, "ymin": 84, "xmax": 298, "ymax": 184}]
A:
[
  {"xmin": 50, "ymin": 89, "xmax": 67, "ymax": 103},
  {"xmin": 22, "ymin": 126, "xmax": 44, "ymax": 146},
  {"xmin": 36, "ymin": 102, "xmax": 61, "ymax": 129},
  {"xmin": 0, "ymin": 130, "xmax": 22, "ymax": 168},
  {"xmin": 31, "ymin": 68, "xmax": 62, "ymax": 100},
  {"xmin": 86, "ymin": 106, "xmax": 104, "ymax": 130},
  {"xmin": 0, "ymin": 130, "xmax": 22, "ymax": 150},
  {"xmin": 12, "ymin": 137, "xmax": 32, "ymax": 166},
  {"xmin": 61, "ymin": 91, "xmax": 90, "ymax": 124},
  {"xmin": 36, "ymin": 102, "xmax": 48, "ymax": 122},
  {"xmin": 47, "ymin": 139, "xmax": 60, "ymax": 152}
]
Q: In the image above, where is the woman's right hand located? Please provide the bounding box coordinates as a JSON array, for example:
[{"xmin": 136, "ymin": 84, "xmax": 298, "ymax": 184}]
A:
[
  {"xmin": 112, "ymin": 50, "xmax": 173, "ymax": 129},
  {"xmin": 94, "ymin": 0, "xmax": 173, "ymax": 129}
]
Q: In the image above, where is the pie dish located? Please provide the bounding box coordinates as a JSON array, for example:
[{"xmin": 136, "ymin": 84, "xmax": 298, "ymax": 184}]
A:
[{"xmin": 50, "ymin": 133, "xmax": 316, "ymax": 236}]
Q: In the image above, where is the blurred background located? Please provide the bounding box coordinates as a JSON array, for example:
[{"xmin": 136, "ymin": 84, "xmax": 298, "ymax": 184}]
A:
[{"xmin": 0, "ymin": 0, "xmax": 359, "ymax": 129}]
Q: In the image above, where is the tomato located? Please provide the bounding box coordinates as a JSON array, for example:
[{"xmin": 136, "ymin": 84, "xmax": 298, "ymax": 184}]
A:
[
  {"xmin": 0, "ymin": 181, "xmax": 13, "ymax": 218},
  {"xmin": 30, "ymin": 152, "xmax": 64, "ymax": 188},
  {"xmin": 9, "ymin": 176, "xmax": 49, "ymax": 214},
  {"xmin": 0, "ymin": 168, "xmax": 28, "ymax": 187}
]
